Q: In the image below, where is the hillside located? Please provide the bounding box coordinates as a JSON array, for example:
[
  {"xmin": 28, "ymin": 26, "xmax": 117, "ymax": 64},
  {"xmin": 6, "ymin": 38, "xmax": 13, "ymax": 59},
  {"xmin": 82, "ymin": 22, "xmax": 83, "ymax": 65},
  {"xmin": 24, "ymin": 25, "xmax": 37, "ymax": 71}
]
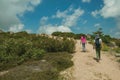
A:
[{"xmin": 0, "ymin": 32, "xmax": 120, "ymax": 80}]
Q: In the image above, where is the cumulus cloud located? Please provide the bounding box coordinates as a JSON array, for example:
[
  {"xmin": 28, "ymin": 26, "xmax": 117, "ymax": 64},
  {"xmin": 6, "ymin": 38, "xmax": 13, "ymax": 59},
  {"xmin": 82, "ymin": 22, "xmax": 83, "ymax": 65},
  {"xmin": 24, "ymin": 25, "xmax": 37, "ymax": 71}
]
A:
[
  {"xmin": 82, "ymin": 0, "xmax": 91, "ymax": 3},
  {"xmin": 91, "ymin": 0, "xmax": 120, "ymax": 38},
  {"xmin": 38, "ymin": 25, "xmax": 71, "ymax": 34},
  {"xmin": 40, "ymin": 16, "xmax": 48, "ymax": 25},
  {"xmin": 100, "ymin": 0, "xmax": 120, "ymax": 18},
  {"xmin": 63, "ymin": 8, "xmax": 84, "ymax": 27},
  {"xmin": 52, "ymin": 10, "xmax": 68, "ymax": 18},
  {"xmin": 25, "ymin": 29, "xmax": 32, "ymax": 33},
  {"xmin": 8, "ymin": 24, "xmax": 32, "ymax": 33},
  {"xmin": 100, "ymin": 0, "xmax": 120, "ymax": 38},
  {"xmin": 53, "ymin": 7, "xmax": 84, "ymax": 27},
  {"xmin": 38, "ymin": 7, "xmax": 84, "ymax": 34},
  {"xmin": 9, "ymin": 24, "xmax": 24, "ymax": 32},
  {"xmin": 0, "ymin": 0, "xmax": 41, "ymax": 31},
  {"xmin": 115, "ymin": 32, "xmax": 120, "ymax": 37},
  {"xmin": 116, "ymin": 17, "xmax": 120, "ymax": 29},
  {"xmin": 94, "ymin": 23, "xmax": 101, "ymax": 28},
  {"xmin": 91, "ymin": 10, "xmax": 100, "ymax": 18},
  {"xmin": 91, "ymin": 0, "xmax": 120, "ymax": 18}
]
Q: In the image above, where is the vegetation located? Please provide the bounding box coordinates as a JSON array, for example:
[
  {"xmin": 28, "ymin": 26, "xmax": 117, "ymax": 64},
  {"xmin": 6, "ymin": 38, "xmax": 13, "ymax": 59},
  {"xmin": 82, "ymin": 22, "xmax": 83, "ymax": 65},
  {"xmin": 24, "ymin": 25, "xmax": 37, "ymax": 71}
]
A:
[
  {"xmin": 113, "ymin": 48, "xmax": 120, "ymax": 53},
  {"xmin": 52, "ymin": 31, "xmax": 87, "ymax": 39},
  {"xmin": 102, "ymin": 43, "xmax": 110, "ymax": 51},
  {"xmin": 90, "ymin": 28, "xmax": 120, "ymax": 52},
  {"xmin": 0, "ymin": 31, "xmax": 75, "ymax": 80},
  {"xmin": 0, "ymin": 52, "xmax": 73, "ymax": 80},
  {"xmin": 52, "ymin": 30, "xmax": 120, "ymax": 53}
]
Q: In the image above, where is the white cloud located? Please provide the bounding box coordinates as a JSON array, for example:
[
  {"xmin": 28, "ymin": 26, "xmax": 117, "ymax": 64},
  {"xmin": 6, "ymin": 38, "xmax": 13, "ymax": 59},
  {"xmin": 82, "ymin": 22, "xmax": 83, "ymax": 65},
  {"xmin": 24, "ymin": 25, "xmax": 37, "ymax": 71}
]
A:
[
  {"xmin": 91, "ymin": 10, "xmax": 100, "ymax": 18},
  {"xmin": 9, "ymin": 24, "xmax": 32, "ymax": 33},
  {"xmin": 38, "ymin": 7, "xmax": 84, "ymax": 34},
  {"xmin": 108, "ymin": 28, "xmax": 120, "ymax": 38},
  {"xmin": 30, "ymin": 0, "xmax": 42, "ymax": 6},
  {"xmin": 26, "ymin": 29, "xmax": 32, "ymax": 33},
  {"xmin": 94, "ymin": 23, "xmax": 101, "ymax": 28},
  {"xmin": 115, "ymin": 32, "xmax": 120, "ymax": 38},
  {"xmin": 116, "ymin": 17, "xmax": 120, "ymax": 29},
  {"xmin": 82, "ymin": 0, "xmax": 91, "ymax": 3},
  {"xmin": 40, "ymin": 16, "xmax": 48, "ymax": 25},
  {"xmin": 100, "ymin": 0, "xmax": 120, "ymax": 18},
  {"xmin": 52, "ymin": 10, "xmax": 68, "ymax": 18},
  {"xmin": 0, "ymin": 0, "xmax": 41, "ymax": 30},
  {"xmin": 38, "ymin": 25, "xmax": 71, "ymax": 34},
  {"xmin": 9, "ymin": 24, "xmax": 24, "ymax": 32},
  {"xmin": 91, "ymin": 0, "xmax": 120, "ymax": 18},
  {"xmin": 57, "ymin": 25, "xmax": 71, "ymax": 32},
  {"xmin": 63, "ymin": 8, "xmax": 84, "ymax": 27},
  {"xmin": 52, "ymin": 6, "xmax": 74, "ymax": 19},
  {"xmin": 91, "ymin": 0, "xmax": 120, "ymax": 38},
  {"xmin": 115, "ymin": 32, "xmax": 120, "ymax": 35},
  {"xmin": 53, "ymin": 7, "xmax": 84, "ymax": 27}
]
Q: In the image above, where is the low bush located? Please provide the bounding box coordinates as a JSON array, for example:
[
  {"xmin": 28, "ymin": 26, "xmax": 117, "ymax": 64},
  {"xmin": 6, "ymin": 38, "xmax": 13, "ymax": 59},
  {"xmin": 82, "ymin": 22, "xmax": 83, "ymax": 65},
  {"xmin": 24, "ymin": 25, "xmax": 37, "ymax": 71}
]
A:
[
  {"xmin": 117, "ymin": 59, "xmax": 120, "ymax": 63},
  {"xmin": 32, "ymin": 36, "xmax": 75, "ymax": 53},
  {"xmin": 113, "ymin": 48, "xmax": 120, "ymax": 53},
  {"xmin": 102, "ymin": 43, "xmax": 110, "ymax": 51},
  {"xmin": 26, "ymin": 48, "xmax": 46, "ymax": 60},
  {"xmin": 0, "ymin": 32, "xmax": 75, "ymax": 72}
]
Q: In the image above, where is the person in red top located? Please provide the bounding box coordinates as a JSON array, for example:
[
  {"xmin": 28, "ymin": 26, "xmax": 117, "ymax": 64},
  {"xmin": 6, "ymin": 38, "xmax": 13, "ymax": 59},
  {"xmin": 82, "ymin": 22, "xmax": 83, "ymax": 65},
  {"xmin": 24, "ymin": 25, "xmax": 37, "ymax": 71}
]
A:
[{"xmin": 80, "ymin": 35, "xmax": 87, "ymax": 52}]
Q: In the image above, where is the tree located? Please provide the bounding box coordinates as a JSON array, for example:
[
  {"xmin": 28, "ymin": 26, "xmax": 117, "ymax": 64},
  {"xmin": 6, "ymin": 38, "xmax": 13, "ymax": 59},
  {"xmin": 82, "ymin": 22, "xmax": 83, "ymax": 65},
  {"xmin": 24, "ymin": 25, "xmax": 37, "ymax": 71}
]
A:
[{"xmin": 93, "ymin": 28, "xmax": 104, "ymax": 37}]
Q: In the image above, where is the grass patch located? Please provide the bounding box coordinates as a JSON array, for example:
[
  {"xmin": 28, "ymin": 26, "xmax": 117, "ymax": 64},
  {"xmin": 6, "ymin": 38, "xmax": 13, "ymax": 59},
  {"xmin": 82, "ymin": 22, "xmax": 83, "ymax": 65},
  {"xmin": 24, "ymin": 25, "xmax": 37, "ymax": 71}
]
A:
[
  {"xmin": 117, "ymin": 59, "xmax": 120, "ymax": 63},
  {"xmin": 0, "ymin": 52, "xmax": 73, "ymax": 80},
  {"xmin": 43, "ymin": 52, "xmax": 73, "ymax": 71},
  {"xmin": 102, "ymin": 43, "xmax": 110, "ymax": 51},
  {"xmin": 113, "ymin": 48, "xmax": 120, "ymax": 53}
]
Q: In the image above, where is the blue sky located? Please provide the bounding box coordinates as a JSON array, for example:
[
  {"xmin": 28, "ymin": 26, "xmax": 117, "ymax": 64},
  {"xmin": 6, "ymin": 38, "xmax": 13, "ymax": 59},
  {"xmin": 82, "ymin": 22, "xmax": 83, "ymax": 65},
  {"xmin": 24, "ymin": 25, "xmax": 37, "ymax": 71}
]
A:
[{"xmin": 0, "ymin": 0, "xmax": 120, "ymax": 38}]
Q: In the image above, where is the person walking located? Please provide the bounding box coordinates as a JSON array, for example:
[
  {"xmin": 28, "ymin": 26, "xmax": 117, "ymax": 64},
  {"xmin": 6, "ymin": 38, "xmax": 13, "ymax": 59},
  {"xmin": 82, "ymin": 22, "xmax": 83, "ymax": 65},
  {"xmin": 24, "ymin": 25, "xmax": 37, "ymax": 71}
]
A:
[
  {"xmin": 80, "ymin": 35, "xmax": 87, "ymax": 52},
  {"xmin": 93, "ymin": 34, "xmax": 102, "ymax": 62}
]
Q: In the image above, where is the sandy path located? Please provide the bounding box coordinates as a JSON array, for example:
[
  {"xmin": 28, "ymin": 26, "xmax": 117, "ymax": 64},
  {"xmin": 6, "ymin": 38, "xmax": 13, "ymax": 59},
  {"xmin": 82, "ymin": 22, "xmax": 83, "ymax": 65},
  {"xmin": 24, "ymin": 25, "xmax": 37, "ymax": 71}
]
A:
[{"xmin": 72, "ymin": 40, "xmax": 120, "ymax": 80}]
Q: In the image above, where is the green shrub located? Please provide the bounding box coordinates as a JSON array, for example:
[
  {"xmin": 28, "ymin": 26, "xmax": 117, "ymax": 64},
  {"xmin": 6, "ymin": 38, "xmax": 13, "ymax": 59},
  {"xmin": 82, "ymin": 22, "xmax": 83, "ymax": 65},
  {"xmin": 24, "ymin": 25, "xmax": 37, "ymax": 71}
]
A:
[
  {"xmin": 0, "ymin": 31, "xmax": 75, "ymax": 71},
  {"xmin": 22, "ymin": 48, "xmax": 46, "ymax": 60},
  {"xmin": 31, "ymin": 49, "xmax": 46, "ymax": 60},
  {"xmin": 113, "ymin": 48, "xmax": 120, "ymax": 53},
  {"xmin": 117, "ymin": 59, "xmax": 120, "ymax": 63},
  {"xmin": 113, "ymin": 39, "xmax": 120, "ymax": 47},
  {"xmin": 0, "ymin": 55, "xmax": 19, "ymax": 71},
  {"xmin": 3, "ymin": 38, "xmax": 32, "ymax": 56},
  {"xmin": 102, "ymin": 43, "xmax": 110, "ymax": 51},
  {"xmin": 31, "ymin": 35, "xmax": 75, "ymax": 53},
  {"xmin": 63, "ymin": 38, "xmax": 75, "ymax": 53}
]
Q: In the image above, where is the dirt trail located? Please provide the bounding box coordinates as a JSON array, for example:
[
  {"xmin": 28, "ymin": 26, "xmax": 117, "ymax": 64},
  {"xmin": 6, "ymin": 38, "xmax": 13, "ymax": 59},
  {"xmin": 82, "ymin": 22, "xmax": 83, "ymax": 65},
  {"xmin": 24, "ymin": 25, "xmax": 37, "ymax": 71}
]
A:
[{"xmin": 72, "ymin": 40, "xmax": 120, "ymax": 80}]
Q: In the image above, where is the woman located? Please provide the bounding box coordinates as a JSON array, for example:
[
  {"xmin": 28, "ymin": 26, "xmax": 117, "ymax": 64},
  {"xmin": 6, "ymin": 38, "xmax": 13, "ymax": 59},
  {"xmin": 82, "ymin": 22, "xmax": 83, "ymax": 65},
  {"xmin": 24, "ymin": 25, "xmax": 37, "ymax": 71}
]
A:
[{"xmin": 80, "ymin": 35, "xmax": 87, "ymax": 52}]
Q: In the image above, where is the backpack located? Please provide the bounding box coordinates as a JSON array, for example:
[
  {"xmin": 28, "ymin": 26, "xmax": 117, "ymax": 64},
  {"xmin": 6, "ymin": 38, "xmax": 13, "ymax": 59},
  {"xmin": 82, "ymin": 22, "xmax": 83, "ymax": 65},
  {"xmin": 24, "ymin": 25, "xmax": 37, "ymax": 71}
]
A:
[{"xmin": 95, "ymin": 38, "xmax": 101, "ymax": 48}]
